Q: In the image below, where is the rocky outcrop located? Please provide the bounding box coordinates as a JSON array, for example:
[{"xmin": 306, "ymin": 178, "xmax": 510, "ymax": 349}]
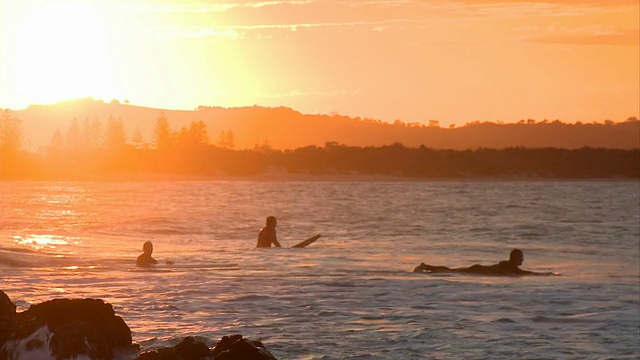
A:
[
  {"xmin": 136, "ymin": 336, "xmax": 211, "ymax": 360},
  {"xmin": 136, "ymin": 335, "xmax": 277, "ymax": 360},
  {"xmin": 0, "ymin": 290, "xmax": 18, "ymax": 345},
  {"xmin": 0, "ymin": 290, "xmax": 278, "ymax": 360},
  {"xmin": 212, "ymin": 334, "xmax": 278, "ymax": 360},
  {"xmin": 0, "ymin": 293, "xmax": 137, "ymax": 359}
]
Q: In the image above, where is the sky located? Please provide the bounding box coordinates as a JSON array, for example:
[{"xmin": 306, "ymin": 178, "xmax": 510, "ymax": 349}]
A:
[{"xmin": 0, "ymin": 0, "xmax": 638, "ymax": 126}]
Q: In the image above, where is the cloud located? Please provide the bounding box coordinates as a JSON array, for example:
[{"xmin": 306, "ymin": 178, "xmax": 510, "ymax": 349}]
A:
[
  {"xmin": 262, "ymin": 88, "xmax": 350, "ymax": 98},
  {"xmin": 526, "ymin": 29, "xmax": 639, "ymax": 46},
  {"xmin": 422, "ymin": 0, "xmax": 638, "ymax": 18},
  {"xmin": 122, "ymin": 0, "xmax": 637, "ymax": 42},
  {"xmin": 450, "ymin": 0, "xmax": 637, "ymax": 5},
  {"xmin": 137, "ymin": 1, "xmax": 315, "ymax": 14},
  {"xmin": 144, "ymin": 18, "xmax": 431, "ymax": 40},
  {"xmin": 248, "ymin": 1, "xmax": 314, "ymax": 8},
  {"xmin": 141, "ymin": 3, "xmax": 238, "ymax": 13}
]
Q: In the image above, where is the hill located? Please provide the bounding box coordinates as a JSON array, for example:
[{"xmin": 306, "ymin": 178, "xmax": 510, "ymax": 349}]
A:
[{"xmin": 5, "ymin": 98, "xmax": 640, "ymax": 152}]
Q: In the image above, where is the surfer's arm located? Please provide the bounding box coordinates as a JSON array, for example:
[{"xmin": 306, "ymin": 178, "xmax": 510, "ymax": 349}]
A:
[
  {"xmin": 272, "ymin": 237, "xmax": 282, "ymax": 247},
  {"xmin": 516, "ymin": 268, "xmax": 556, "ymax": 276},
  {"xmin": 530, "ymin": 270, "xmax": 557, "ymax": 276}
]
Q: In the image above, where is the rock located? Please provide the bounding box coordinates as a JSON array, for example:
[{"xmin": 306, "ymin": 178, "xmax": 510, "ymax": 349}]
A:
[
  {"xmin": 174, "ymin": 336, "xmax": 212, "ymax": 359},
  {"xmin": 0, "ymin": 292, "xmax": 279, "ymax": 360},
  {"xmin": 211, "ymin": 335, "xmax": 243, "ymax": 357},
  {"xmin": 213, "ymin": 334, "xmax": 277, "ymax": 360},
  {"xmin": 0, "ymin": 290, "xmax": 18, "ymax": 345},
  {"xmin": 0, "ymin": 290, "xmax": 16, "ymax": 318},
  {"xmin": 136, "ymin": 336, "xmax": 212, "ymax": 360},
  {"xmin": 0, "ymin": 295, "xmax": 138, "ymax": 360},
  {"xmin": 137, "ymin": 335, "xmax": 278, "ymax": 360},
  {"xmin": 136, "ymin": 347, "xmax": 177, "ymax": 360}
]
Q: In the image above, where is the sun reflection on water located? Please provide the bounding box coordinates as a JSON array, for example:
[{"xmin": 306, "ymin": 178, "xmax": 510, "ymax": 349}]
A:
[{"xmin": 15, "ymin": 234, "xmax": 69, "ymax": 250}]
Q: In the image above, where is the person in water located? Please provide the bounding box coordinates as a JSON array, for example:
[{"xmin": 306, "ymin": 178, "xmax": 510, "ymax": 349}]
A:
[
  {"xmin": 414, "ymin": 249, "xmax": 553, "ymax": 276},
  {"xmin": 256, "ymin": 216, "xmax": 282, "ymax": 248},
  {"xmin": 136, "ymin": 241, "xmax": 158, "ymax": 267}
]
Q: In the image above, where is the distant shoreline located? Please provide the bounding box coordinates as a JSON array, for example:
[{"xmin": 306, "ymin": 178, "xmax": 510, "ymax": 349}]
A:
[{"xmin": 4, "ymin": 171, "xmax": 637, "ymax": 182}]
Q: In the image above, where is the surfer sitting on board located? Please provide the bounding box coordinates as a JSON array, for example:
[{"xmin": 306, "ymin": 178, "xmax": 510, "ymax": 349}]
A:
[
  {"xmin": 136, "ymin": 241, "xmax": 158, "ymax": 267},
  {"xmin": 257, "ymin": 216, "xmax": 282, "ymax": 248},
  {"xmin": 414, "ymin": 249, "xmax": 554, "ymax": 276}
]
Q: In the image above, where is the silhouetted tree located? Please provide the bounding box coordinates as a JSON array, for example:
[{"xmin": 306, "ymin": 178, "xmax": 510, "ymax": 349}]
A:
[
  {"xmin": 217, "ymin": 129, "xmax": 235, "ymax": 149},
  {"xmin": 105, "ymin": 116, "xmax": 127, "ymax": 149},
  {"xmin": 65, "ymin": 118, "xmax": 83, "ymax": 151},
  {"xmin": 0, "ymin": 109, "xmax": 23, "ymax": 153},
  {"xmin": 48, "ymin": 128, "xmax": 65, "ymax": 157},
  {"xmin": 188, "ymin": 120, "xmax": 209, "ymax": 146},
  {"xmin": 153, "ymin": 113, "xmax": 173, "ymax": 151},
  {"xmin": 82, "ymin": 117, "xmax": 103, "ymax": 149},
  {"xmin": 131, "ymin": 127, "xmax": 145, "ymax": 149}
]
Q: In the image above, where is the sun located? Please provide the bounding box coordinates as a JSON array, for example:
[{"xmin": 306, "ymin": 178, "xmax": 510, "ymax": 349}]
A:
[{"xmin": 5, "ymin": 2, "xmax": 113, "ymax": 105}]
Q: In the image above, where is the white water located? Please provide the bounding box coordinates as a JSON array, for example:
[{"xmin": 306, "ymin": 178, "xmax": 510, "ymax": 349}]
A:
[{"xmin": 1, "ymin": 180, "xmax": 639, "ymax": 359}]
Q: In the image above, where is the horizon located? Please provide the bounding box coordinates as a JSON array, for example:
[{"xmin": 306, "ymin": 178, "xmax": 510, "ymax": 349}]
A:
[
  {"xmin": 4, "ymin": 97, "xmax": 639, "ymax": 155},
  {"xmin": 0, "ymin": 0, "xmax": 638, "ymax": 127},
  {"xmin": 3, "ymin": 97, "xmax": 640, "ymax": 129},
  {"xmin": 5, "ymin": 96, "xmax": 639, "ymax": 125}
]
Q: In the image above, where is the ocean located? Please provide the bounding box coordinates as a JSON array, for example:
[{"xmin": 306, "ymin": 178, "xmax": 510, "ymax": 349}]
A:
[{"xmin": 1, "ymin": 180, "xmax": 639, "ymax": 359}]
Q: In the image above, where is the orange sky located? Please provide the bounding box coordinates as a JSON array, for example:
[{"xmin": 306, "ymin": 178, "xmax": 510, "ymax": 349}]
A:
[{"xmin": 0, "ymin": 0, "xmax": 638, "ymax": 126}]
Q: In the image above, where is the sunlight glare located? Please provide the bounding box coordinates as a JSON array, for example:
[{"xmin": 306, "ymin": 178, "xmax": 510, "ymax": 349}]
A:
[
  {"xmin": 16, "ymin": 234, "xmax": 69, "ymax": 250},
  {"xmin": 7, "ymin": 2, "xmax": 113, "ymax": 105}
]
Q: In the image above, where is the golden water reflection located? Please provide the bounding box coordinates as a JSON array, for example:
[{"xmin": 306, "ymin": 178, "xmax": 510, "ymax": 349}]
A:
[{"xmin": 14, "ymin": 234, "xmax": 69, "ymax": 250}]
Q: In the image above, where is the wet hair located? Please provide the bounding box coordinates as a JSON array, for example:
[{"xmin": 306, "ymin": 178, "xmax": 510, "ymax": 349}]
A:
[
  {"xmin": 143, "ymin": 241, "xmax": 153, "ymax": 253},
  {"xmin": 509, "ymin": 248, "xmax": 523, "ymax": 261},
  {"xmin": 266, "ymin": 216, "xmax": 277, "ymax": 225}
]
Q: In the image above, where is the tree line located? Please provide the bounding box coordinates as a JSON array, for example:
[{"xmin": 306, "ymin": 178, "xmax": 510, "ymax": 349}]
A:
[
  {"xmin": 11, "ymin": 99, "xmax": 640, "ymax": 151},
  {"xmin": 0, "ymin": 110, "xmax": 638, "ymax": 179}
]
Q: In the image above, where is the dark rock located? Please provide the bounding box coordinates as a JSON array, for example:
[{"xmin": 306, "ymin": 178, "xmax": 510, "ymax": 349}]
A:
[
  {"xmin": 1, "ymin": 295, "xmax": 137, "ymax": 360},
  {"xmin": 135, "ymin": 337, "xmax": 212, "ymax": 360},
  {"xmin": 0, "ymin": 290, "xmax": 18, "ymax": 346},
  {"xmin": 175, "ymin": 336, "xmax": 211, "ymax": 359},
  {"xmin": 0, "ymin": 290, "xmax": 16, "ymax": 318},
  {"xmin": 211, "ymin": 335, "xmax": 243, "ymax": 357},
  {"xmin": 213, "ymin": 335, "xmax": 277, "ymax": 360},
  {"xmin": 1, "ymin": 292, "xmax": 279, "ymax": 360},
  {"xmin": 137, "ymin": 335, "xmax": 277, "ymax": 360},
  {"xmin": 136, "ymin": 347, "xmax": 177, "ymax": 360}
]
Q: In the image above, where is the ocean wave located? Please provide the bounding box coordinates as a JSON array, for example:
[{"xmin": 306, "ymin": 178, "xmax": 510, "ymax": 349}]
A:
[
  {"xmin": 0, "ymin": 246, "xmax": 39, "ymax": 254},
  {"xmin": 492, "ymin": 317, "xmax": 516, "ymax": 323},
  {"xmin": 0, "ymin": 247, "xmax": 36, "ymax": 268},
  {"xmin": 0, "ymin": 247, "xmax": 52, "ymax": 268},
  {"xmin": 531, "ymin": 315, "xmax": 603, "ymax": 324},
  {"xmin": 1, "ymin": 326, "xmax": 64, "ymax": 360},
  {"xmin": 0, "ymin": 256, "xmax": 32, "ymax": 268},
  {"xmin": 223, "ymin": 294, "xmax": 273, "ymax": 302}
]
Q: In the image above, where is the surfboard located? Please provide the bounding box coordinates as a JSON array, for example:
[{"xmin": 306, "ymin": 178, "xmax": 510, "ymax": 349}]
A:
[{"xmin": 291, "ymin": 234, "xmax": 321, "ymax": 248}]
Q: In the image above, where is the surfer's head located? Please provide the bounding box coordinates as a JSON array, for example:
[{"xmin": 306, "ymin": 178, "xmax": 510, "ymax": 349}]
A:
[
  {"xmin": 509, "ymin": 248, "xmax": 524, "ymax": 266},
  {"xmin": 266, "ymin": 216, "xmax": 277, "ymax": 228},
  {"xmin": 143, "ymin": 241, "xmax": 154, "ymax": 255}
]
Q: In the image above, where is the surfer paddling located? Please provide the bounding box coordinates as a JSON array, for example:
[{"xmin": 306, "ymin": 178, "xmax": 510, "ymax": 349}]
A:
[
  {"xmin": 414, "ymin": 249, "xmax": 555, "ymax": 276},
  {"xmin": 257, "ymin": 216, "xmax": 282, "ymax": 248},
  {"xmin": 136, "ymin": 241, "xmax": 158, "ymax": 267}
]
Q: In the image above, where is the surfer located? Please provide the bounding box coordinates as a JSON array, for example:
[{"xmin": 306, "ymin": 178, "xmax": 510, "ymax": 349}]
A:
[
  {"xmin": 136, "ymin": 241, "xmax": 158, "ymax": 267},
  {"xmin": 256, "ymin": 216, "xmax": 282, "ymax": 248},
  {"xmin": 414, "ymin": 249, "xmax": 554, "ymax": 276}
]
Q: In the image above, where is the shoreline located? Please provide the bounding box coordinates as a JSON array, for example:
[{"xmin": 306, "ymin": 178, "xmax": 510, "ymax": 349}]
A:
[{"xmin": 2, "ymin": 170, "xmax": 639, "ymax": 182}]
